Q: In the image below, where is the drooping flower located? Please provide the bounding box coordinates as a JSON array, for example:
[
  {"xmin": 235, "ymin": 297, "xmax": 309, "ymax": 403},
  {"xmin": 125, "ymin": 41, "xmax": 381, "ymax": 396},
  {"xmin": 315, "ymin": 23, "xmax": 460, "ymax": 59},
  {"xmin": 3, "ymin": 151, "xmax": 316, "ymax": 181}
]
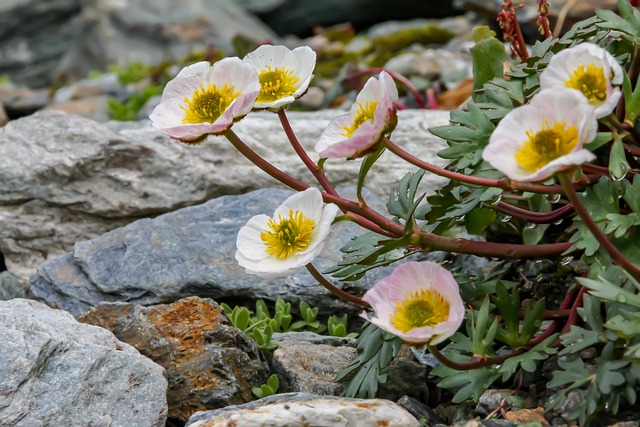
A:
[
  {"xmin": 235, "ymin": 188, "xmax": 339, "ymax": 277},
  {"xmin": 539, "ymin": 42, "xmax": 623, "ymax": 118},
  {"xmin": 482, "ymin": 88, "xmax": 597, "ymax": 182},
  {"xmin": 242, "ymin": 45, "xmax": 316, "ymax": 110},
  {"xmin": 314, "ymin": 71, "xmax": 399, "ymax": 159},
  {"xmin": 361, "ymin": 261, "xmax": 465, "ymax": 346},
  {"xmin": 149, "ymin": 58, "xmax": 261, "ymax": 143}
]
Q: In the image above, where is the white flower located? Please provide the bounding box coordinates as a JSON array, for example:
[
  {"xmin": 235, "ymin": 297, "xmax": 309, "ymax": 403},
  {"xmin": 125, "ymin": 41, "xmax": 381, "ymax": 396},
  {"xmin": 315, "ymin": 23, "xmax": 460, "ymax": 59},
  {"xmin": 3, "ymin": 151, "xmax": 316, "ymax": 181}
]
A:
[
  {"xmin": 149, "ymin": 58, "xmax": 260, "ymax": 143},
  {"xmin": 361, "ymin": 261, "xmax": 465, "ymax": 346},
  {"xmin": 482, "ymin": 88, "xmax": 597, "ymax": 182},
  {"xmin": 540, "ymin": 42, "xmax": 623, "ymax": 118},
  {"xmin": 235, "ymin": 188, "xmax": 339, "ymax": 277},
  {"xmin": 243, "ymin": 45, "xmax": 316, "ymax": 110},
  {"xmin": 314, "ymin": 71, "xmax": 399, "ymax": 159}
]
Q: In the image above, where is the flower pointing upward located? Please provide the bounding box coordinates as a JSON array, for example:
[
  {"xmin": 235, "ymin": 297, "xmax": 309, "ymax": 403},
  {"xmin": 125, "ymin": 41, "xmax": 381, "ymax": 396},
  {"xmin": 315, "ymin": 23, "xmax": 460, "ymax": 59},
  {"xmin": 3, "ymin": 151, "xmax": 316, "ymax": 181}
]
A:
[
  {"xmin": 243, "ymin": 44, "xmax": 316, "ymax": 110},
  {"xmin": 149, "ymin": 58, "xmax": 260, "ymax": 143}
]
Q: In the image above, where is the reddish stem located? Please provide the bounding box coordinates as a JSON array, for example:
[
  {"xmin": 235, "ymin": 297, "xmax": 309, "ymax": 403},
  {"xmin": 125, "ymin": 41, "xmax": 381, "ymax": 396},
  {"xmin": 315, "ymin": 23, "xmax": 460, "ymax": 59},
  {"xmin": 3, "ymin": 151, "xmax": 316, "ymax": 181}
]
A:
[
  {"xmin": 306, "ymin": 264, "xmax": 369, "ymax": 308},
  {"xmin": 559, "ymin": 173, "xmax": 640, "ymax": 283},
  {"xmin": 385, "ymin": 139, "xmax": 570, "ymax": 194},
  {"xmin": 428, "ymin": 344, "xmax": 525, "ymax": 371},
  {"xmin": 493, "ymin": 202, "xmax": 574, "ymax": 224}
]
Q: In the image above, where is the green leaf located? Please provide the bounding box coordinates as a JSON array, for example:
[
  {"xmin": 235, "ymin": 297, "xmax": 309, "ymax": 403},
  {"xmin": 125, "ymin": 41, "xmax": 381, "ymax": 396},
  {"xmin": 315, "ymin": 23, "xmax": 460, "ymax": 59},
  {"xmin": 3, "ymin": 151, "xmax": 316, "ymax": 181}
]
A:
[
  {"xmin": 497, "ymin": 335, "xmax": 557, "ymax": 381},
  {"xmin": 609, "ymin": 137, "xmax": 630, "ymax": 181},
  {"xmin": 464, "ymin": 208, "xmax": 496, "ymax": 235},
  {"xmin": 585, "ymin": 132, "xmax": 613, "ymax": 151},
  {"xmin": 357, "ymin": 144, "xmax": 386, "ymax": 203},
  {"xmin": 433, "ymin": 357, "xmax": 501, "ymax": 403},
  {"xmin": 470, "ymin": 26, "xmax": 508, "ymax": 98}
]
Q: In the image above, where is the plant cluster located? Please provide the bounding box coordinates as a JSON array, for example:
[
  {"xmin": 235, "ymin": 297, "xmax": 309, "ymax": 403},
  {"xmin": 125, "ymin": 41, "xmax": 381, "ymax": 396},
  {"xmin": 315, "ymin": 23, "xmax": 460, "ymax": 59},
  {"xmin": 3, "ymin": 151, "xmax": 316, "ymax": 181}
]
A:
[{"xmin": 149, "ymin": 1, "xmax": 640, "ymax": 424}]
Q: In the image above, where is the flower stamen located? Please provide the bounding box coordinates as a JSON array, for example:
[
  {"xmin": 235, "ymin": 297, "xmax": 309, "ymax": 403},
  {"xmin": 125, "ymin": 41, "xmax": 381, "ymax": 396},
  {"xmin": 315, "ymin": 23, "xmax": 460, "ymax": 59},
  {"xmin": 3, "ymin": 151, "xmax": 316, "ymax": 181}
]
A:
[
  {"xmin": 260, "ymin": 209, "xmax": 315, "ymax": 259},
  {"xmin": 340, "ymin": 101, "xmax": 379, "ymax": 137},
  {"xmin": 564, "ymin": 62, "xmax": 607, "ymax": 104},
  {"xmin": 181, "ymin": 83, "xmax": 240, "ymax": 124},
  {"xmin": 515, "ymin": 119, "xmax": 579, "ymax": 173},
  {"xmin": 257, "ymin": 66, "xmax": 300, "ymax": 103},
  {"xmin": 391, "ymin": 288, "xmax": 450, "ymax": 333}
]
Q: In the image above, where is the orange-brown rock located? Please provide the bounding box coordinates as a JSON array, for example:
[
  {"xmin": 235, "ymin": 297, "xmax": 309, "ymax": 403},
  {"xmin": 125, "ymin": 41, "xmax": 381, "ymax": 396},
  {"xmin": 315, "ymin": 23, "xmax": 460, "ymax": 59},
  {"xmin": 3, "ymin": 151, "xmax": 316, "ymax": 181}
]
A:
[
  {"xmin": 504, "ymin": 407, "xmax": 550, "ymax": 426},
  {"xmin": 79, "ymin": 297, "xmax": 269, "ymax": 423}
]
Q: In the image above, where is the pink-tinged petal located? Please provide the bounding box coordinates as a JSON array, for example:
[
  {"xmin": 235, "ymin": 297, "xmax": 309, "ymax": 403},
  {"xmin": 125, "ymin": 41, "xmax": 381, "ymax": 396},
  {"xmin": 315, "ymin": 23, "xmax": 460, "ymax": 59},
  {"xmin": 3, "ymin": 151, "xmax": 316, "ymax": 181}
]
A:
[{"xmin": 378, "ymin": 71, "xmax": 399, "ymax": 102}]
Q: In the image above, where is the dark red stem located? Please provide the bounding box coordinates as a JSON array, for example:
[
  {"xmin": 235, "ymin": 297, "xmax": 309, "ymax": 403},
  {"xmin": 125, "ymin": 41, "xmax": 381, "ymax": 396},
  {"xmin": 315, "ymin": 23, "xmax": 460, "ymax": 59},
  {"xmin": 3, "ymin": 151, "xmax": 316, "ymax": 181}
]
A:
[{"xmin": 493, "ymin": 202, "xmax": 574, "ymax": 224}]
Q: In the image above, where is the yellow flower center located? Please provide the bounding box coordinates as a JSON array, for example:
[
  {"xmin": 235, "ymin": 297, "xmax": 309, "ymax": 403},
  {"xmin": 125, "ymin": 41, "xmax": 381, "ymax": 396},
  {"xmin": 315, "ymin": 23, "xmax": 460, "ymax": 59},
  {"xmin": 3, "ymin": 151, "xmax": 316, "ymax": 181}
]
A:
[
  {"xmin": 257, "ymin": 66, "xmax": 300, "ymax": 103},
  {"xmin": 181, "ymin": 83, "xmax": 240, "ymax": 124},
  {"xmin": 564, "ymin": 62, "xmax": 607, "ymax": 104},
  {"xmin": 340, "ymin": 101, "xmax": 379, "ymax": 137},
  {"xmin": 260, "ymin": 209, "xmax": 315, "ymax": 259},
  {"xmin": 391, "ymin": 288, "xmax": 450, "ymax": 333},
  {"xmin": 515, "ymin": 119, "xmax": 579, "ymax": 173}
]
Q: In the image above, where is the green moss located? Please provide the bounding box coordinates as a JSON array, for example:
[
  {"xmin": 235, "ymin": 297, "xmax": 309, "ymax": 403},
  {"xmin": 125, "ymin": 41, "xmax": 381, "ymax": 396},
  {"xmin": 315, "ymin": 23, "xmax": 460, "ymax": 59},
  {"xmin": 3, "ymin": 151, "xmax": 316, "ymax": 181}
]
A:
[{"xmin": 366, "ymin": 24, "xmax": 455, "ymax": 67}]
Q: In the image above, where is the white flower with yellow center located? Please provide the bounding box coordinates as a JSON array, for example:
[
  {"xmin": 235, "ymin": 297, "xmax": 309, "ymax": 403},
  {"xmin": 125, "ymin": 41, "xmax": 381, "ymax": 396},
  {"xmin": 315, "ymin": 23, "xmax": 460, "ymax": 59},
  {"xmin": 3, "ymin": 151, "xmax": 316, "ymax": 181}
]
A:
[
  {"xmin": 540, "ymin": 42, "xmax": 623, "ymax": 118},
  {"xmin": 482, "ymin": 89, "xmax": 597, "ymax": 182},
  {"xmin": 149, "ymin": 58, "xmax": 260, "ymax": 143},
  {"xmin": 361, "ymin": 261, "xmax": 465, "ymax": 346},
  {"xmin": 235, "ymin": 188, "xmax": 339, "ymax": 277},
  {"xmin": 242, "ymin": 45, "xmax": 316, "ymax": 110},
  {"xmin": 315, "ymin": 71, "xmax": 399, "ymax": 159}
]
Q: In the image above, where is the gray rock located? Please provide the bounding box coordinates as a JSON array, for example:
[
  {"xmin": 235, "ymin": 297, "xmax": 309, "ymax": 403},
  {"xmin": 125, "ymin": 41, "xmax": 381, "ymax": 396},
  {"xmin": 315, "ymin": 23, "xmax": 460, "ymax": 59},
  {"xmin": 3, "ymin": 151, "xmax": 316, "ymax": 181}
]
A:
[
  {"xmin": 1, "ymin": 109, "xmax": 450, "ymax": 284},
  {"xmin": 0, "ymin": 271, "xmax": 28, "ymax": 300},
  {"xmin": 239, "ymin": 0, "xmax": 456, "ymax": 37},
  {"xmin": 30, "ymin": 188, "xmax": 389, "ymax": 316},
  {"xmin": 397, "ymin": 396, "xmax": 444, "ymax": 426},
  {"xmin": 476, "ymin": 389, "xmax": 516, "ymax": 415},
  {"xmin": 186, "ymin": 392, "xmax": 421, "ymax": 426},
  {"xmin": 0, "ymin": 0, "xmax": 278, "ymax": 87},
  {"xmin": 271, "ymin": 332, "xmax": 357, "ymax": 395},
  {"xmin": 0, "ymin": 298, "xmax": 167, "ymax": 427}
]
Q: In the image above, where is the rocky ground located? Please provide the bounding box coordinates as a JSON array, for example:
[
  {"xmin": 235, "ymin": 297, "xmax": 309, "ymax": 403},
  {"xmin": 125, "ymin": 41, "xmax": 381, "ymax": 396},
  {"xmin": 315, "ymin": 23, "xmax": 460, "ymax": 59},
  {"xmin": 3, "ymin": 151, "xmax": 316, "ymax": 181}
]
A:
[{"xmin": 0, "ymin": 0, "xmax": 633, "ymax": 426}]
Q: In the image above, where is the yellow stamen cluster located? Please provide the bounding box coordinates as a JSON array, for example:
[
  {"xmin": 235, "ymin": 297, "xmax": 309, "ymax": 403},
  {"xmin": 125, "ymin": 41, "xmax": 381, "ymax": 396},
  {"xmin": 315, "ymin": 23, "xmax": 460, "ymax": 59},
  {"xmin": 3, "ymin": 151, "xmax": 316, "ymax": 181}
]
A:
[
  {"xmin": 565, "ymin": 62, "xmax": 607, "ymax": 104},
  {"xmin": 391, "ymin": 288, "xmax": 450, "ymax": 333},
  {"xmin": 257, "ymin": 66, "xmax": 301, "ymax": 103},
  {"xmin": 340, "ymin": 101, "xmax": 379, "ymax": 137},
  {"xmin": 515, "ymin": 119, "xmax": 579, "ymax": 173},
  {"xmin": 181, "ymin": 83, "xmax": 240, "ymax": 124},
  {"xmin": 260, "ymin": 209, "xmax": 315, "ymax": 259}
]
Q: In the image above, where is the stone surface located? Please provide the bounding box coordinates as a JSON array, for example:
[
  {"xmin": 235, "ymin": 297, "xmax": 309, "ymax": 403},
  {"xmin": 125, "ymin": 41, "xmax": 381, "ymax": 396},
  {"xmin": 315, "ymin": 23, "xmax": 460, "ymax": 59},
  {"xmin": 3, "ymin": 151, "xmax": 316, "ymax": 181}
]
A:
[
  {"xmin": 29, "ymin": 188, "xmax": 389, "ymax": 316},
  {"xmin": 476, "ymin": 389, "xmax": 516, "ymax": 415},
  {"xmin": 0, "ymin": 271, "xmax": 27, "ymax": 300},
  {"xmin": 186, "ymin": 392, "xmax": 421, "ymax": 426},
  {"xmin": 271, "ymin": 332, "xmax": 357, "ymax": 395},
  {"xmin": 79, "ymin": 297, "xmax": 268, "ymax": 422},
  {"xmin": 504, "ymin": 408, "xmax": 549, "ymax": 426},
  {"xmin": 0, "ymin": 0, "xmax": 278, "ymax": 87},
  {"xmin": 0, "ymin": 298, "xmax": 167, "ymax": 427},
  {"xmin": 270, "ymin": 333, "xmax": 429, "ymax": 401},
  {"xmin": 1, "ymin": 109, "xmax": 450, "ymax": 284},
  {"xmin": 240, "ymin": 0, "xmax": 456, "ymax": 36}
]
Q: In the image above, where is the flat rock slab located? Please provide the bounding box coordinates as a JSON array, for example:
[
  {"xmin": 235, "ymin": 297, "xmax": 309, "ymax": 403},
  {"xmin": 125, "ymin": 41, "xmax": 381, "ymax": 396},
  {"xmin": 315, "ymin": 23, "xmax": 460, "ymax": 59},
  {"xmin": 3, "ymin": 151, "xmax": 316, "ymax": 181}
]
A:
[
  {"xmin": 0, "ymin": 109, "xmax": 449, "ymax": 285},
  {"xmin": 186, "ymin": 392, "xmax": 421, "ymax": 426},
  {"xmin": 0, "ymin": 298, "xmax": 167, "ymax": 427},
  {"xmin": 30, "ymin": 188, "xmax": 394, "ymax": 316},
  {"xmin": 79, "ymin": 297, "xmax": 269, "ymax": 422}
]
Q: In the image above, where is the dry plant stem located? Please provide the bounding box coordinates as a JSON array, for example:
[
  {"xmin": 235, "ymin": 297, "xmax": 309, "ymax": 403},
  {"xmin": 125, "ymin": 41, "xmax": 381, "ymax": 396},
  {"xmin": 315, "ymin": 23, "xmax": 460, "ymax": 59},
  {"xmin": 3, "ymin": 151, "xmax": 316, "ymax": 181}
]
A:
[
  {"xmin": 559, "ymin": 172, "xmax": 640, "ymax": 282},
  {"xmin": 306, "ymin": 264, "xmax": 370, "ymax": 308},
  {"xmin": 427, "ymin": 344, "xmax": 525, "ymax": 371},
  {"xmin": 345, "ymin": 68, "xmax": 426, "ymax": 109},
  {"xmin": 225, "ymin": 130, "xmax": 573, "ymax": 259},
  {"xmin": 385, "ymin": 139, "xmax": 568, "ymax": 194},
  {"xmin": 494, "ymin": 202, "xmax": 574, "ymax": 224},
  {"xmin": 277, "ymin": 108, "xmax": 340, "ymax": 198},
  {"xmin": 553, "ymin": 0, "xmax": 578, "ymax": 37}
]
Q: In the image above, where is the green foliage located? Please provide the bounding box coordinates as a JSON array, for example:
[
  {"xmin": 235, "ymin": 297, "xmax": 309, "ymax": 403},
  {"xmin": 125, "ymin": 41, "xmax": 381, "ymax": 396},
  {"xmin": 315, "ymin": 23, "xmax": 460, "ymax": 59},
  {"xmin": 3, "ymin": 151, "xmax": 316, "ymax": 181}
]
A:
[
  {"xmin": 252, "ymin": 374, "xmax": 280, "ymax": 398},
  {"xmin": 108, "ymin": 61, "xmax": 155, "ymax": 85},
  {"xmin": 108, "ymin": 84, "xmax": 162, "ymax": 121},
  {"xmin": 327, "ymin": 314, "xmax": 359, "ymax": 338},
  {"xmin": 336, "ymin": 322, "xmax": 402, "ymax": 398}
]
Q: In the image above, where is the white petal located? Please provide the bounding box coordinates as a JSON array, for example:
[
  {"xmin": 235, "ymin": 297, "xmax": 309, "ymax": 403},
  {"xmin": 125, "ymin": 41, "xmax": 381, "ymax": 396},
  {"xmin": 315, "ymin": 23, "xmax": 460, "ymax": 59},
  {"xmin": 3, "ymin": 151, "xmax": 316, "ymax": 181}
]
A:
[{"xmin": 274, "ymin": 187, "xmax": 324, "ymax": 223}]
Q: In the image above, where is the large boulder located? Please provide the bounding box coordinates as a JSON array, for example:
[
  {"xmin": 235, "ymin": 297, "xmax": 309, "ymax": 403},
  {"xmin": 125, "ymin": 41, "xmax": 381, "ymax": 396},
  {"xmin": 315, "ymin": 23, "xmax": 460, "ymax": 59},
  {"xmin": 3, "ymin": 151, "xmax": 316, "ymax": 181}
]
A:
[
  {"xmin": 0, "ymin": 109, "xmax": 450, "ymax": 286},
  {"xmin": 0, "ymin": 0, "xmax": 278, "ymax": 87},
  {"xmin": 79, "ymin": 297, "xmax": 269, "ymax": 423},
  {"xmin": 0, "ymin": 298, "xmax": 168, "ymax": 427},
  {"xmin": 29, "ymin": 188, "xmax": 386, "ymax": 316}
]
